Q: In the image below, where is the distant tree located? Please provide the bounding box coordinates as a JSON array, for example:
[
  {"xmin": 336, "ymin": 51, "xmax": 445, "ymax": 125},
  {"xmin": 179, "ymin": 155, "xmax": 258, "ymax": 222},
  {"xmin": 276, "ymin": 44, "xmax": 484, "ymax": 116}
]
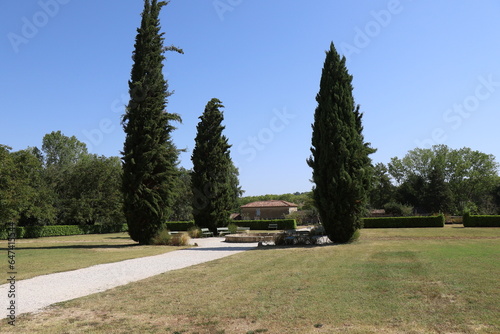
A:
[
  {"xmin": 389, "ymin": 145, "xmax": 498, "ymax": 214},
  {"xmin": 58, "ymin": 155, "xmax": 124, "ymax": 226},
  {"xmin": 122, "ymin": 0, "xmax": 183, "ymax": 244},
  {"xmin": 42, "ymin": 131, "xmax": 88, "ymax": 168},
  {"xmin": 191, "ymin": 98, "xmax": 240, "ymax": 233},
  {"xmin": 307, "ymin": 42, "xmax": 375, "ymax": 243},
  {"xmin": 369, "ymin": 163, "xmax": 395, "ymax": 209},
  {"xmin": 423, "ymin": 163, "xmax": 454, "ymax": 213},
  {"xmin": 0, "ymin": 145, "xmax": 55, "ymax": 225},
  {"xmin": 12, "ymin": 149, "xmax": 56, "ymax": 226},
  {"xmin": 170, "ymin": 167, "xmax": 194, "ymax": 221},
  {"xmin": 0, "ymin": 145, "xmax": 20, "ymax": 222}
]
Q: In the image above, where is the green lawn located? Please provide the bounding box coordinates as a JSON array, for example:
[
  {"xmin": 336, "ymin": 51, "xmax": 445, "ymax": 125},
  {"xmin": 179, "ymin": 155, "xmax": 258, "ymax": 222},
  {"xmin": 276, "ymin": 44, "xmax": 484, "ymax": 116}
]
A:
[
  {"xmin": 4, "ymin": 227, "xmax": 500, "ymax": 333},
  {"xmin": 2, "ymin": 232, "xmax": 185, "ymax": 280}
]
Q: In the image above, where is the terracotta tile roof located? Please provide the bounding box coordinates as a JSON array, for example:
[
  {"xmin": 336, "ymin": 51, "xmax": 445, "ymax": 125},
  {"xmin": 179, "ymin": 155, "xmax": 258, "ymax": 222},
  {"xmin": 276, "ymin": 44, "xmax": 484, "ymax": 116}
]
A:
[{"xmin": 241, "ymin": 200, "xmax": 298, "ymax": 208}]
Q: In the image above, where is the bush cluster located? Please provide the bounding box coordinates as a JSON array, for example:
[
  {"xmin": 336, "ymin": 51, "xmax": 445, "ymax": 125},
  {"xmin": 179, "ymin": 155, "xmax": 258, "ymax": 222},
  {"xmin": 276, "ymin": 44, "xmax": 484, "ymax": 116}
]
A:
[
  {"xmin": 0, "ymin": 224, "xmax": 128, "ymax": 239},
  {"xmin": 463, "ymin": 214, "xmax": 500, "ymax": 227},
  {"xmin": 233, "ymin": 219, "xmax": 297, "ymax": 230},
  {"xmin": 363, "ymin": 215, "xmax": 445, "ymax": 228},
  {"xmin": 151, "ymin": 228, "xmax": 191, "ymax": 246},
  {"xmin": 383, "ymin": 202, "xmax": 414, "ymax": 216}
]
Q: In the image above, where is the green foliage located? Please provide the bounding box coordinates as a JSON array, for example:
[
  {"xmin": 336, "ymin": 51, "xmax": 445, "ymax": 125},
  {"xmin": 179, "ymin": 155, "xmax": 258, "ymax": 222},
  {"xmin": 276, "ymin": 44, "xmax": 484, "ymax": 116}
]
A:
[
  {"xmin": 42, "ymin": 131, "xmax": 88, "ymax": 167},
  {"xmin": 170, "ymin": 167, "xmax": 194, "ymax": 221},
  {"xmin": 363, "ymin": 215, "xmax": 445, "ymax": 228},
  {"xmin": 463, "ymin": 214, "xmax": 500, "ymax": 227},
  {"xmin": 369, "ymin": 163, "xmax": 396, "ymax": 209},
  {"xmin": 389, "ymin": 145, "xmax": 499, "ymax": 214},
  {"xmin": 164, "ymin": 221, "xmax": 196, "ymax": 231},
  {"xmin": 0, "ymin": 146, "xmax": 56, "ymax": 224},
  {"xmin": 0, "ymin": 224, "xmax": 128, "ymax": 239},
  {"xmin": 307, "ymin": 42, "xmax": 375, "ymax": 244},
  {"xmin": 383, "ymin": 202, "xmax": 414, "ymax": 216},
  {"xmin": 57, "ymin": 154, "xmax": 124, "ymax": 226},
  {"xmin": 191, "ymin": 98, "xmax": 241, "ymax": 233},
  {"xmin": 227, "ymin": 223, "xmax": 238, "ymax": 234},
  {"xmin": 122, "ymin": 0, "xmax": 182, "ymax": 244},
  {"xmin": 233, "ymin": 219, "xmax": 296, "ymax": 230}
]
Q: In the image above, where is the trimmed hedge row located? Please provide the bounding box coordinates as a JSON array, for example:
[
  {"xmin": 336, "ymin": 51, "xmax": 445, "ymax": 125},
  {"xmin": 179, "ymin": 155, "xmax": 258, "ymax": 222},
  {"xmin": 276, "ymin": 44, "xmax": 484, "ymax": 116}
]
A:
[
  {"xmin": 234, "ymin": 219, "xmax": 297, "ymax": 230},
  {"xmin": 163, "ymin": 220, "xmax": 297, "ymax": 231},
  {"xmin": 164, "ymin": 221, "xmax": 196, "ymax": 231},
  {"xmin": 0, "ymin": 224, "xmax": 128, "ymax": 239},
  {"xmin": 363, "ymin": 215, "xmax": 445, "ymax": 228},
  {"xmin": 463, "ymin": 214, "xmax": 500, "ymax": 227}
]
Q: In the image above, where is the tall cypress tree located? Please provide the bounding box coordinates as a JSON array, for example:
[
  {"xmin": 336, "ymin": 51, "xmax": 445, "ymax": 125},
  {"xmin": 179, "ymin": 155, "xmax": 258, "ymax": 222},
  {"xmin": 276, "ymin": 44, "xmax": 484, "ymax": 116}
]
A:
[
  {"xmin": 191, "ymin": 98, "xmax": 240, "ymax": 233},
  {"xmin": 307, "ymin": 42, "xmax": 375, "ymax": 244},
  {"xmin": 122, "ymin": 0, "xmax": 182, "ymax": 244}
]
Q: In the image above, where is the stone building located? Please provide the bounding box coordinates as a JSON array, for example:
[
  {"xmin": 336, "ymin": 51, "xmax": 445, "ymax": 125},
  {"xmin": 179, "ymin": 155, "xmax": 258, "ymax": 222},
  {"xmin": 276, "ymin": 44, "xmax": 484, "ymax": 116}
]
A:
[{"xmin": 240, "ymin": 200, "xmax": 298, "ymax": 220}]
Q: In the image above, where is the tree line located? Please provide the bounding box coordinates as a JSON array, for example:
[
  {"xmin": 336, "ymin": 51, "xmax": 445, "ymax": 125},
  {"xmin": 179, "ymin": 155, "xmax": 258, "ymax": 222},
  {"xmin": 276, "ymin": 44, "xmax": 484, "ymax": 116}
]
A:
[{"xmin": 369, "ymin": 145, "xmax": 500, "ymax": 215}]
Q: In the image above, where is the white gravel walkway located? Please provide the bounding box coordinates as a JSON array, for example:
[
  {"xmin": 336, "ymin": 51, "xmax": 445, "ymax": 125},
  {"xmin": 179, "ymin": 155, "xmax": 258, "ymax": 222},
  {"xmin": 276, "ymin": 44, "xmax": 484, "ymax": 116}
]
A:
[{"xmin": 0, "ymin": 238, "xmax": 257, "ymax": 316}]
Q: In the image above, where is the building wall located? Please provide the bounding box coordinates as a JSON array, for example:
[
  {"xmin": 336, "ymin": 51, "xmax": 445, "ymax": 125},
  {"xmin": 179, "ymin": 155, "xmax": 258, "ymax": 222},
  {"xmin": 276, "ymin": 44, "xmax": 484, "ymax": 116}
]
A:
[{"xmin": 241, "ymin": 206, "xmax": 298, "ymax": 220}]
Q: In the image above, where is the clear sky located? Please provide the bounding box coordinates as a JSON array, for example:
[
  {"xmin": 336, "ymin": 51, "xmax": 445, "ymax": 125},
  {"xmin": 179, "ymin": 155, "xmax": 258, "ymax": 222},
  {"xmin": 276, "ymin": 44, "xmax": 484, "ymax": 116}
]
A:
[{"xmin": 1, "ymin": 1, "xmax": 499, "ymax": 196}]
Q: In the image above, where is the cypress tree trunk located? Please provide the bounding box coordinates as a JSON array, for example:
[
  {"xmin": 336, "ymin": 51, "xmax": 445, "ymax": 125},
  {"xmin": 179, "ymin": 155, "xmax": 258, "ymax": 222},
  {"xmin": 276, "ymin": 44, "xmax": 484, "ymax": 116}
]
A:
[
  {"xmin": 307, "ymin": 42, "xmax": 375, "ymax": 244},
  {"xmin": 122, "ymin": 0, "xmax": 182, "ymax": 244},
  {"xmin": 191, "ymin": 98, "xmax": 241, "ymax": 234}
]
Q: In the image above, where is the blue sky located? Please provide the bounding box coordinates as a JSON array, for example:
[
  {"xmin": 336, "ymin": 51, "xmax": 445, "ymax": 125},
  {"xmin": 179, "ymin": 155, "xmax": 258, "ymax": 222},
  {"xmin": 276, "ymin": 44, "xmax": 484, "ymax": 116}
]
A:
[{"xmin": 1, "ymin": 0, "xmax": 499, "ymax": 196}]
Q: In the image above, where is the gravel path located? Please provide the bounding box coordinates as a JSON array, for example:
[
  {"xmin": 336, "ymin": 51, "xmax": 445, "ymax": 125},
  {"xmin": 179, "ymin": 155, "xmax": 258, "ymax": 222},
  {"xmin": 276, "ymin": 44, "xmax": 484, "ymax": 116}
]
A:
[{"xmin": 0, "ymin": 238, "xmax": 257, "ymax": 315}]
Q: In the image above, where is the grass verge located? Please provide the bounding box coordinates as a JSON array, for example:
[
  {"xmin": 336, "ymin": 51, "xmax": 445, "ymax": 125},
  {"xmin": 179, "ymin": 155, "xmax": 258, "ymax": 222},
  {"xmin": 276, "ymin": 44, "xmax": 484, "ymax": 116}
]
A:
[{"xmin": 3, "ymin": 228, "xmax": 499, "ymax": 333}]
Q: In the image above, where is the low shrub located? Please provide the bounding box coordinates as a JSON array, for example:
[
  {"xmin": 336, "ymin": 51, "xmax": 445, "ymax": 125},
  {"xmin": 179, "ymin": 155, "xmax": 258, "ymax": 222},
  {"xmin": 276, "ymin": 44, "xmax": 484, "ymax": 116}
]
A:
[
  {"xmin": 363, "ymin": 215, "xmax": 445, "ymax": 228},
  {"xmin": 383, "ymin": 202, "xmax": 414, "ymax": 216},
  {"xmin": 169, "ymin": 233, "xmax": 191, "ymax": 246},
  {"xmin": 187, "ymin": 226, "xmax": 202, "ymax": 238},
  {"xmin": 151, "ymin": 228, "xmax": 173, "ymax": 245},
  {"xmin": 233, "ymin": 219, "xmax": 296, "ymax": 230},
  {"xmin": 463, "ymin": 214, "xmax": 500, "ymax": 227},
  {"xmin": 228, "ymin": 223, "xmax": 238, "ymax": 234}
]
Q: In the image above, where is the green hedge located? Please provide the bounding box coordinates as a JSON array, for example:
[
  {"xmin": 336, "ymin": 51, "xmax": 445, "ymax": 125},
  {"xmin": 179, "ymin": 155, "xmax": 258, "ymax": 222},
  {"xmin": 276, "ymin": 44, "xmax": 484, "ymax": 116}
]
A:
[
  {"xmin": 363, "ymin": 215, "xmax": 445, "ymax": 228},
  {"xmin": 463, "ymin": 214, "xmax": 500, "ymax": 227},
  {"xmin": 164, "ymin": 221, "xmax": 196, "ymax": 231},
  {"xmin": 234, "ymin": 219, "xmax": 297, "ymax": 230},
  {"xmin": 0, "ymin": 224, "xmax": 128, "ymax": 239}
]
